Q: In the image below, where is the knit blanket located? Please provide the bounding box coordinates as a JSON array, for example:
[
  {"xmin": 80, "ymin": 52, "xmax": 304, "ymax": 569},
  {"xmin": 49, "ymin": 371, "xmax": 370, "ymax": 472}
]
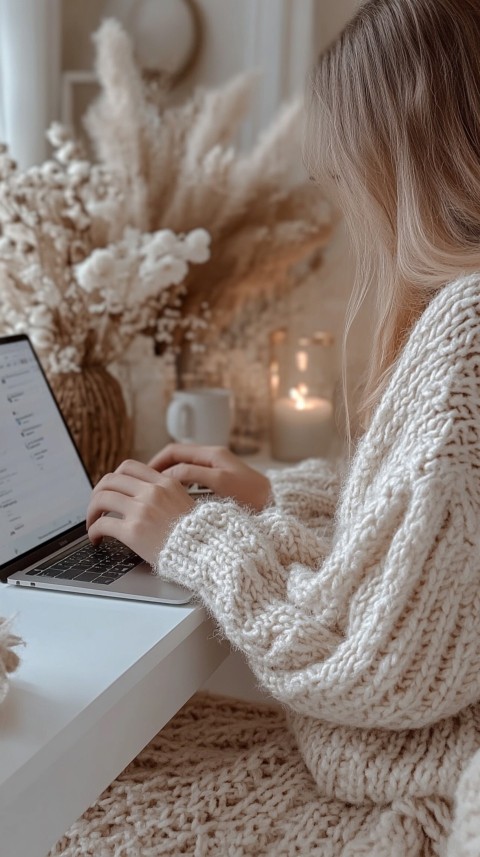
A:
[
  {"xmin": 48, "ymin": 692, "xmax": 318, "ymax": 856},
  {"xmin": 48, "ymin": 690, "xmax": 480, "ymax": 857},
  {"xmin": 47, "ymin": 691, "xmax": 432, "ymax": 857}
]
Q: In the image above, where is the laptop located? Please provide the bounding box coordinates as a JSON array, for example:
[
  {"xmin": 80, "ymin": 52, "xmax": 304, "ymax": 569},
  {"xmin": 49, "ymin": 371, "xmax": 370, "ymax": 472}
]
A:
[{"xmin": 0, "ymin": 334, "xmax": 192, "ymax": 604}]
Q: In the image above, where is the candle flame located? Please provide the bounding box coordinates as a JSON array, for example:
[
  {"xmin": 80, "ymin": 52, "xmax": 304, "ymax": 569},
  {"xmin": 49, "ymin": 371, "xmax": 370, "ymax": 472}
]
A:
[{"xmin": 289, "ymin": 385, "xmax": 309, "ymax": 410}]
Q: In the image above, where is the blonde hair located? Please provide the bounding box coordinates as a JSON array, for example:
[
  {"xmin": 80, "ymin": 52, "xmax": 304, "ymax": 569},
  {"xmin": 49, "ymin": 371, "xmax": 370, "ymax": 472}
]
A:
[{"xmin": 306, "ymin": 0, "xmax": 480, "ymax": 434}]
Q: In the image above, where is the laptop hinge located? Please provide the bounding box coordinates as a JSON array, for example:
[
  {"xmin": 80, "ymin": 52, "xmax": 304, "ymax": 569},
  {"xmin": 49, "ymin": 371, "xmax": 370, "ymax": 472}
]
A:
[{"xmin": 0, "ymin": 523, "xmax": 88, "ymax": 582}]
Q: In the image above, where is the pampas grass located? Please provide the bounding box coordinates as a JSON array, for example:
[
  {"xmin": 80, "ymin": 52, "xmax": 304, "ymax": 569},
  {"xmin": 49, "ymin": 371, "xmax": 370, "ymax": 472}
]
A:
[{"xmin": 85, "ymin": 19, "xmax": 334, "ymax": 342}]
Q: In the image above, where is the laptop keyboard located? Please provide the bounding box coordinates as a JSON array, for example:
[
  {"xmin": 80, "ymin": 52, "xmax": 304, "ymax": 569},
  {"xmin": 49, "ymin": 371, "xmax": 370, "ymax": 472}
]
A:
[{"xmin": 25, "ymin": 541, "xmax": 141, "ymax": 585}]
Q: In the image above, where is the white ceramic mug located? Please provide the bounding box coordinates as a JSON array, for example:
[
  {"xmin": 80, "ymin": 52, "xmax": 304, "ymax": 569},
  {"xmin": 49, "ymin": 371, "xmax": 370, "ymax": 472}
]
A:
[{"xmin": 166, "ymin": 388, "xmax": 233, "ymax": 446}]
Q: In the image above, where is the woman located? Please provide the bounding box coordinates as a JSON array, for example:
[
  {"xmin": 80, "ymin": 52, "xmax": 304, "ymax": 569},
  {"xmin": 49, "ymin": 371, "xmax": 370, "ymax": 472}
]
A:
[{"xmin": 84, "ymin": 0, "xmax": 480, "ymax": 853}]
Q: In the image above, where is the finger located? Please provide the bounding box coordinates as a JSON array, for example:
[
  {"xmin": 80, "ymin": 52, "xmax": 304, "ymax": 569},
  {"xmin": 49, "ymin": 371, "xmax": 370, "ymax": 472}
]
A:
[
  {"xmin": 162, "ymin": 462, "xmax": 221, "ymax": 491},
  {"xmin": 91, "ymin": 472, "xmax": 149, "ymax": 499},
  {"xmin": 86, "ymin": 489, "xmax": 131, "ymax": 529},
  {"xmin": 88, "ymin": 514, "xmax": 131, "ymax": 548},
  {"xmin": 115, "ymin": 459, "xmax": 175, "ymax": 484},
  {"xmin": 148, "ymin": 443, "xmax": 224, "ymax": 472}
]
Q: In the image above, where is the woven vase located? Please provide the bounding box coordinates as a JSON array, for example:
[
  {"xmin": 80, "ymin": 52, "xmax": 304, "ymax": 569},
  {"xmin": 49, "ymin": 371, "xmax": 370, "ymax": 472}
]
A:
[{"xmin": 49, "ymin": 365, "xmax": 133, "ymax": 485}]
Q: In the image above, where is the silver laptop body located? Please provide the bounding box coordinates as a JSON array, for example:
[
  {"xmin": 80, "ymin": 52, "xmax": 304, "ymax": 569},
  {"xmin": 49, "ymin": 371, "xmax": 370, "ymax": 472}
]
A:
[{"xmin": 1, "ymin": 334, "xmax": 191, "ymax": 605}]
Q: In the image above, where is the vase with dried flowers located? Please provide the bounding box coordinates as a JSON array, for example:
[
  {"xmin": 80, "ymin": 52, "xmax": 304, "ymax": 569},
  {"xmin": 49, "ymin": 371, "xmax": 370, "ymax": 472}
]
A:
[
  {"xmin": 0, "ymin": 126, "xmax": 211, "ymax": 482},
  {"xmin": 78, "ymin": 18, "xmax": 335, "ymax": 451}
]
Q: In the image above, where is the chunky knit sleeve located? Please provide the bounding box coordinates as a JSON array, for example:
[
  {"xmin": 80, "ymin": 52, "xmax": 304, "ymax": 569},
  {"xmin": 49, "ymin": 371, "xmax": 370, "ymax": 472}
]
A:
[
  {"xmin": 156, "ymin": 275, "xmax": 480, "ymax": 731},
  {"xmin": 268, "ymin": 458, "xmax": 343, "ymax": 529}
]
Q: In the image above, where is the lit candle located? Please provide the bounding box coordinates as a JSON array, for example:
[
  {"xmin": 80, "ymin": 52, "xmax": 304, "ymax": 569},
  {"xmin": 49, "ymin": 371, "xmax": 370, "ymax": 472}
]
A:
[{"xmin": 271, "ymin": 385, "xmax": 334, "ymax": 462}]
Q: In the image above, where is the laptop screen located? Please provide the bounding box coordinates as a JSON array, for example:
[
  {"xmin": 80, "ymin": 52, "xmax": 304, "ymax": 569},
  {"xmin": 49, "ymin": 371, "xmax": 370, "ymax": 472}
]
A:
[{"xmin": 0, "ymin": 336, "xmax": 93, "ymax": 567}]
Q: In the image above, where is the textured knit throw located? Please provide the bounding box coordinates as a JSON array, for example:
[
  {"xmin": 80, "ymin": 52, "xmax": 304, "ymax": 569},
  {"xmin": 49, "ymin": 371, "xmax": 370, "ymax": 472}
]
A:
[
  {"xmin": 51, "ymin": 274, "xmax": 480, "ymax": 854},
  {"xmin": 51, "ymin": 692, "xmax": 335, "ymax": 857}
]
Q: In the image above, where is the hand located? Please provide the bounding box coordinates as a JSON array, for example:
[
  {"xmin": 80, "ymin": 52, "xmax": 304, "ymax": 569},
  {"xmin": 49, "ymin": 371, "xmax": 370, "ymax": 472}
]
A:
[
  {"xmin": 148, "ymin": 444, "xmax": 272, "ymax": 513},
  {"xmin": 86, "ymin": 459, "xmax": 194, "ymax": 565}
]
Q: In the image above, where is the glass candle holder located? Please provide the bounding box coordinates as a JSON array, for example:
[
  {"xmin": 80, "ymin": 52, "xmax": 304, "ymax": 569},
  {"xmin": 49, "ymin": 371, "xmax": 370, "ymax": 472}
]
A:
[{"xmin": 269, "ymin": 329, "xmax": 335, "ymax": 462}]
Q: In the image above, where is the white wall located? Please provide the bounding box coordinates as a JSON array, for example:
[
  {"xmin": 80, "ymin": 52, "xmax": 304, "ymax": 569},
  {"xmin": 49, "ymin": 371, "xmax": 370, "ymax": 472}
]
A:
[{"xmin": 315, "ymin": 0, "xmax": 360, "ymax": 49}]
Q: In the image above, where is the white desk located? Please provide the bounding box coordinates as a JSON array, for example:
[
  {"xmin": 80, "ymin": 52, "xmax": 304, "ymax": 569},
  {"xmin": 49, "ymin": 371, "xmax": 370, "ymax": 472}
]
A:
[
  {"xmin": 0, "ymin": 450, "xmax": 338, "ymax": 856},
  {"xmin": 0, "ymin": 586, "xmax": 229, "ymax": 857}
]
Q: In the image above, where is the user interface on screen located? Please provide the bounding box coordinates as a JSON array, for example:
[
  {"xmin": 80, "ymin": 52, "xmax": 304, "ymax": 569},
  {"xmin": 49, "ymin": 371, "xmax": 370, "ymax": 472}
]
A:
[{"xmin": 0, "ymin": 338, "xmax": 92, "ymax": 565}]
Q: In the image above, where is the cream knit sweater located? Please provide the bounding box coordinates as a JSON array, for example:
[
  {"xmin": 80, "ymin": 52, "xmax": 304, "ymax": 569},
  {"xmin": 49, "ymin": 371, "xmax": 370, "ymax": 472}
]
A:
[{"xmin": 155, "ymin": 274, "xmax": 480, "ymax": 855}]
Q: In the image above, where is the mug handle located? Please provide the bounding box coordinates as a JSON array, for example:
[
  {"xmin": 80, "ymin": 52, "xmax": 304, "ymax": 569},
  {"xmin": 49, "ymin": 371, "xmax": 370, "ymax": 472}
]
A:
[{"xmin": 166, "ymin": 400, "xmax": 194, "ymax": 442}]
